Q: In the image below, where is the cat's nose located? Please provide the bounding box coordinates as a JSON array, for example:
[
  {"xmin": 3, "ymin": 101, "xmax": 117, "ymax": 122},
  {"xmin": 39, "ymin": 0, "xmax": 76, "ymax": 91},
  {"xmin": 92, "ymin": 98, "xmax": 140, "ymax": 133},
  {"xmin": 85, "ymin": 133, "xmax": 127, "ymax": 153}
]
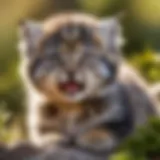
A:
[{"xmin": 68, "ymin": 71, "xmax": 75, "ymax": 80}]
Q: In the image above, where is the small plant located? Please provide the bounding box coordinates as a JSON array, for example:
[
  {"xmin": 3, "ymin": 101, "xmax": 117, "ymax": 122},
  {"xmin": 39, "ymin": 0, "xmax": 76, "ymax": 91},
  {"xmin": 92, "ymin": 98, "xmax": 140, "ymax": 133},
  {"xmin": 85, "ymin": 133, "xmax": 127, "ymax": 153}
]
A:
[
  {"xmin": 0, "ymin": 107, "xmax": 23, "ymax": 144},
  {"xmin": 111, "ymin": 118, "xmax": 160, "ymax": 160},
  {"xmin": 128, "ymin": 50, "xmax": 160, "ymax": 83}
]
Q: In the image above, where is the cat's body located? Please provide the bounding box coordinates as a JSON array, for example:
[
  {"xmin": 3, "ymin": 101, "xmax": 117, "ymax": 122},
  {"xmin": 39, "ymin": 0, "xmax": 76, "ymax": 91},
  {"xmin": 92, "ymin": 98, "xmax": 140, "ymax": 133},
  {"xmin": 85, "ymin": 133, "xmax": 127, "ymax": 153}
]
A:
[{"xmin": 18, "ymin": 13, "xmax": 159, "ymax": 152}]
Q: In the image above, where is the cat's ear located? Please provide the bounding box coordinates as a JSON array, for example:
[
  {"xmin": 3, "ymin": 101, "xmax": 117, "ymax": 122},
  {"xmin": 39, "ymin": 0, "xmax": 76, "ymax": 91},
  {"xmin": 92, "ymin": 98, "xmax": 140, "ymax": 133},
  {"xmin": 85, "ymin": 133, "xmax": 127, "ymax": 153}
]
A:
[
  {"xmin": 98, "ymin": 16, "xmax": 125, "ymax": 55},
  {"xmin": 18, "ymin": 20, "xmax": 44, "ymax": 58}
]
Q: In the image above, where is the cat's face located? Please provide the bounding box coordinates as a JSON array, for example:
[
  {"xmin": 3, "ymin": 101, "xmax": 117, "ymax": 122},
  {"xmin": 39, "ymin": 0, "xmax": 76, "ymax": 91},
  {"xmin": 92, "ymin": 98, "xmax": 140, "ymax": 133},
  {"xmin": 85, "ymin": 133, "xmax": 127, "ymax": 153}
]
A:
[{"xmin": 19, "ymin": 14, "xmax": 123, "ymax": 103}]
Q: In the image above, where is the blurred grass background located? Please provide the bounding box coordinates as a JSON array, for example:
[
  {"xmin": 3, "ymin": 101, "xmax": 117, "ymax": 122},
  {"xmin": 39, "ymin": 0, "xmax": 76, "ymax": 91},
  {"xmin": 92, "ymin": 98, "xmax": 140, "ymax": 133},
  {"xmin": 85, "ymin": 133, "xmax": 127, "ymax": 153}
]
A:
[{"xmin": 0, "ymin": 0, "xmax": 160, "ymax": 159}]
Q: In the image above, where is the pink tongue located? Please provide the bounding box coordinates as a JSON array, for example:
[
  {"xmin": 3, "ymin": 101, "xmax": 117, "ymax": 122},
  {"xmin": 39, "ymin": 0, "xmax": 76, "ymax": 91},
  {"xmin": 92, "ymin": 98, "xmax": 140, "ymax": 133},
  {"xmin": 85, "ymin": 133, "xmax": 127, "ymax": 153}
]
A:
[{"xmin": 65, "ymin": 83, "xmax": 79, "ymax": 93}]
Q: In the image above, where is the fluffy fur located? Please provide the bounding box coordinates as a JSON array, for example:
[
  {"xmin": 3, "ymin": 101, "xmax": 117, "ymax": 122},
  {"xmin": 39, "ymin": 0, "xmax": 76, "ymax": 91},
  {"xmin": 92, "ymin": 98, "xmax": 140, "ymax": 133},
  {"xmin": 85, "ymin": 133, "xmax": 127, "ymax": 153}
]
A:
[{"xmin": 18, "ymin": 13, "xmax": 159, "ymax": 151}]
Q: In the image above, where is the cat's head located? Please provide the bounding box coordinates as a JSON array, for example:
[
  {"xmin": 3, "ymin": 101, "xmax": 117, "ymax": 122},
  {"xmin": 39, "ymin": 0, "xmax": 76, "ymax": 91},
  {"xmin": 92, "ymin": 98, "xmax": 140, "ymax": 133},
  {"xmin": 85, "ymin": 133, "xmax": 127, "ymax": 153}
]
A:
[{"xmin": 18, "ymin": 13, "xmax": 124, "ymax": 103}]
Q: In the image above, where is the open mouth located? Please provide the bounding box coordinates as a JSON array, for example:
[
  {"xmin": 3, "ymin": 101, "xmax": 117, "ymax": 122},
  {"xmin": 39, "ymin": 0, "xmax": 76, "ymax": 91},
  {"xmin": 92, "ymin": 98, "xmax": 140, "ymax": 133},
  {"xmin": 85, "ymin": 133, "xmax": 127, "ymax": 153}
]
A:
[{"xmin": 59, "ymin": 81, "xmax": 84, "ymax": 95}]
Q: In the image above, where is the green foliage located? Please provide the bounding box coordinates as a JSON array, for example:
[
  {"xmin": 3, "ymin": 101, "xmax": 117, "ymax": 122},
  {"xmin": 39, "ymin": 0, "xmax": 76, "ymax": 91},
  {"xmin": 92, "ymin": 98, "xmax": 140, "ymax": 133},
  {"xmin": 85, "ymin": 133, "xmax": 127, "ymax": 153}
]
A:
[
  {"xmin": 111, "ymin": 118, "xmax": 160, "ymax": 160},
  {"xmin": 110, "ymin": 152, "xmax": 135, "ymax": 160},
  {"xmin": 0, "ymin": 109, "xmax": 12, "ymax": 142},
  {"xmin": 128, "ymin": 50, "xmax": 160, "ymax": 83},
  {"xmin": 0, "ymin": 108, "xmax": 23, "ymax": 143},
  {"xmin": 125, "ymin": 118, "xmax": 160, "ymax": 155},
  {"xmin": 78, "ymin": 0, "xmax": 127, "ymax": 16}
]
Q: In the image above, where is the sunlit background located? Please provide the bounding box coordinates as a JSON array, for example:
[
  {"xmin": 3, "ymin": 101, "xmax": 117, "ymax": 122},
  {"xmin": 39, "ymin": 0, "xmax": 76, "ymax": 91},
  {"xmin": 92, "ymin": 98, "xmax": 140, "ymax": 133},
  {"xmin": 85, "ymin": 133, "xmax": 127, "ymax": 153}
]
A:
[{"xmin": 0, "ymin": 0, "xmax": 160, "ymax": 159}]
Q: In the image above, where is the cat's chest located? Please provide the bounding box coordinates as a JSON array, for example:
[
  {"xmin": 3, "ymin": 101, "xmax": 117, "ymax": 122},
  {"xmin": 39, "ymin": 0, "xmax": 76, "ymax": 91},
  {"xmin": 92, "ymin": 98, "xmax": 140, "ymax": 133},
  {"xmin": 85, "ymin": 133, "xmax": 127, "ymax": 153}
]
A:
[{"xmin": 38, "ymin": 100, "xmax": 106, "ymax": 132}]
